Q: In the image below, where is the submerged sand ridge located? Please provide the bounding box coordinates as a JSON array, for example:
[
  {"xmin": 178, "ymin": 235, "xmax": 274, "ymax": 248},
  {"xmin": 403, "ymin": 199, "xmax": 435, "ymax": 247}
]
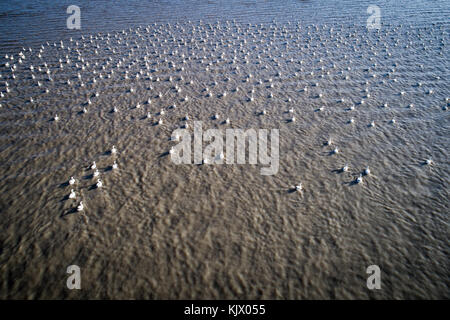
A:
[{"xmin": 0, "ymin": 19, "xmax": 449, "ymax": 299}]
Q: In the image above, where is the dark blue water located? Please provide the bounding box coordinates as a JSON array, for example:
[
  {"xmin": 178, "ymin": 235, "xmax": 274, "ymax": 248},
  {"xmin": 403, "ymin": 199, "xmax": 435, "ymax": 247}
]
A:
[{"xmin": 0, "ymin": 0, "xmax": 449, "ymax": 55}]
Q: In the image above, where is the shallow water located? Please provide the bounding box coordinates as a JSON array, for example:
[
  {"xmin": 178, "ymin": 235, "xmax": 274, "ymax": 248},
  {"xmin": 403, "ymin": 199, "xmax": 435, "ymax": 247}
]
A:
[{"xmin": 0, "ymin": 0, "xmax": 449, "ymax": 299}]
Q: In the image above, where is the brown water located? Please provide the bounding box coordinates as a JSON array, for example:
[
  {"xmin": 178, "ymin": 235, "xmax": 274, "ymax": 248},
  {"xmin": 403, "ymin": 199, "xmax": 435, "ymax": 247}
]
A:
[{"xmin": 0, "ymin": 1, "xmax": 449, "ymax": 299}]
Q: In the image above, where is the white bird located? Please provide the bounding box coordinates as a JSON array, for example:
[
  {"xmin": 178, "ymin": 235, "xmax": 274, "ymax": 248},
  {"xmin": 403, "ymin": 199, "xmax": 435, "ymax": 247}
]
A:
[
  {"xmin": 93, "ymin": 169, "xmax": 100, "ymax": 177},
  {"xmin": 342, "ymin": 164, "xmax": 349, "ymax": 172},
  {"xmin": 111, "ymin": 145, "xmax": 117, "ymax": 154},
  {"xmin": 54, "ymin": 114, "xmax": 59, "ymax": 121},
  {"xmin": 69, "ymin": 177, "xmax": 75, "ymax": 185},
  {"xmin": 425, "ymin": 158, "xmax": 433, "ymax": 165},
  {"xmin": 96, "ymin": 179, "xmax": 103, "ymax": 188},
  {"xmin": 77, "ymin": 201, "xmax": 84, "ymax": 211},
  {"xmin": 356, "ymin": 174, "xmax": 363, "ymax": 184},
  {"xmin": 91, "ymin": 161, "xmax": 97, "ymax": 170},
  {"xmin": 225, "ymin": 118, "xmax": 230, "ymax": 124},
  {"xmin": 69, "ymin": 189, "xmax": 76, "ymax": 199},
  {"xmin": 112, "ymin": 161, "xmax": 118, "ymax": 170},
  {"xmin": 295, "ymin": 183, "xmax": 303, "ymax": 192},
  {"xmin": 333, "ymin": 147, "xmax": 339, "ymax": 154},
  {"xmin": 364, "ymin": 166, "xmax": 371, "ymax": 176}
]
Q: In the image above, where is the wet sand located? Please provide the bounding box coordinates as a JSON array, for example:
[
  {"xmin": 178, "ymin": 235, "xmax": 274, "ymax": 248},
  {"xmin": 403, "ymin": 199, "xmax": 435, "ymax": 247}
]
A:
[{"xmin": 0, "ymin": 1, "xmax": 449, "ymax": 299}]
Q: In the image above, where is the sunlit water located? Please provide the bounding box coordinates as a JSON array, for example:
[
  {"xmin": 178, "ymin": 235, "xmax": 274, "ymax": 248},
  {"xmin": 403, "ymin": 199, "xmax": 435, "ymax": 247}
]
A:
[{"xmin": 0, "ymin": 0, "xmax": 449, "ymax": 299}]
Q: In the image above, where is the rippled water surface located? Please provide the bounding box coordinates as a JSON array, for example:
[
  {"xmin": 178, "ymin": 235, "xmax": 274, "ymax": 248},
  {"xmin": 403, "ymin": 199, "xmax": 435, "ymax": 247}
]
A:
[{"xmin": 0, "ymin": 0, "xmax": 449, "ymax": 299}]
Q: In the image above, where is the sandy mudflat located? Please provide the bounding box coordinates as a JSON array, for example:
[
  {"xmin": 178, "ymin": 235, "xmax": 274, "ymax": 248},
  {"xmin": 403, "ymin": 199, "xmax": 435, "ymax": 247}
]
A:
[{"xmin": 0, "ymin": 0, "xmax": 449, "ymax": 299}]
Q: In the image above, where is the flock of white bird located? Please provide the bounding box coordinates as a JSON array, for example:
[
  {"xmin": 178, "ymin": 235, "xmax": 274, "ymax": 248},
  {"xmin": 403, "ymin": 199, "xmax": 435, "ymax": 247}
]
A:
[
  {"xmin": 67, "ymin": 146, "xmax": 119, "ymax": 212},
  {"xmin": 0, "ymin": 19, "xmax": 446, "ymax": 212}
]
